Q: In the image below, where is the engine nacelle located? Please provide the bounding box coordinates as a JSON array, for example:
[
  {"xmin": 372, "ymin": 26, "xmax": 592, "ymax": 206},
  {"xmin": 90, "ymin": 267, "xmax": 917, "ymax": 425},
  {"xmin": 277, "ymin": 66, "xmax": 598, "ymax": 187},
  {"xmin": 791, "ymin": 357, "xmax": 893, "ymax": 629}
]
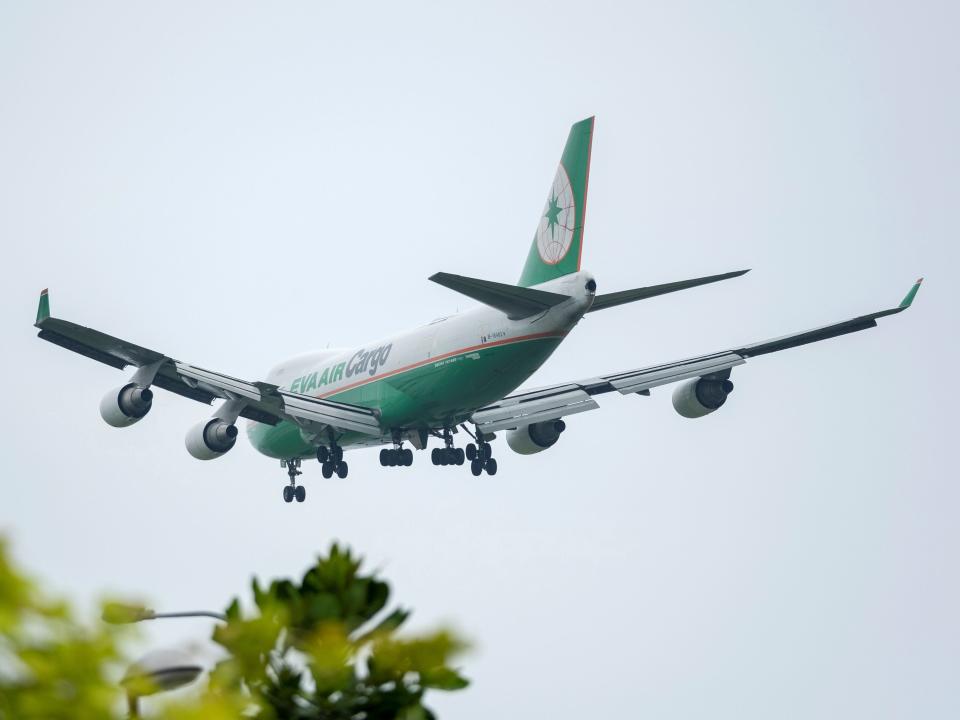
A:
[
  {"xmin": 185, "ymin": 419, "xmax": 239, "ymax": 460},
  {"xmin": 507, "ymin": 419, "xmax": 567, "ymax": 455},
  {"xmin": 672, "ymin": 377, "xmax": 734, "ymax": 419},
  {"xmin": 99, "ymin": 384, "xmax": 154, "ymax": 427}
]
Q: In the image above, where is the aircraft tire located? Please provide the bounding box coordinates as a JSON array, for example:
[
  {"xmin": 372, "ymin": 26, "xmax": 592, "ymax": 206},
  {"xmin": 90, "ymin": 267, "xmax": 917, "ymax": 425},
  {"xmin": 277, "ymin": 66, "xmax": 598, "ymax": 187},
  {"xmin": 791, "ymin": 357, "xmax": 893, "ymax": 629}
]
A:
[
  {"xmin": 317, "ymin": 446, "xmax": 329, "ymax": 463},
  {"xmin": 295, "ymin": 485, "xmax": 306, "ymax": 503},
  {"xmin": 466, "ymin": 443, "xmax": 477, "ymax": 461},
  {"xmin": 431, "ymin": 448, "xmax": 440, "ymax": 465},
  {"xmin": 485, "ymin": 458, "xmax": 498, "ymax": 476},
  {"xmin": 336, "ymin": 461, "xmax": 349, "ymax": 479},
  {"xmin": 379, "ymin": 449, "xmax": 389, "ymax": 466},
  {"xmin": 455, "ymin": 448, "xmax": 465, "ymax": 465},
  {"xmin": 402, "ymin": 448, "xmax": 414, "ymax": 466},
  {"xmin": 321, "ymin": 462, "xmax": 334, "ymax": 479},
  {"xmin": 283, "ymin": 486, "xmax": 294, "ymax": 503},
  {"xmin": 470, "ymin": 459, "xmax": 483, "ymax": 476}
]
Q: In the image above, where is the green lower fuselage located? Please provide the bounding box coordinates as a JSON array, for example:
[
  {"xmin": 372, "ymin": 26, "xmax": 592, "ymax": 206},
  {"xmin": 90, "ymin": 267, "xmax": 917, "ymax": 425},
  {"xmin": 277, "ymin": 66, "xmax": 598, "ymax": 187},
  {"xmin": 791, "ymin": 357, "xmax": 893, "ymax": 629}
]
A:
[{"xmin": 247, "ymin": 271, "xmax": 595, "ymax": 459}]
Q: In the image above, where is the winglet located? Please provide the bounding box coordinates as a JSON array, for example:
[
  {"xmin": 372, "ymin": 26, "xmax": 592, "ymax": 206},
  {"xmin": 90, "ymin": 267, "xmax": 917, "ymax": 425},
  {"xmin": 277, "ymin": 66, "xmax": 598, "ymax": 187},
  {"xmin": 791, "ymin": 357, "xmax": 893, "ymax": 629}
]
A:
[
  {"xmin": 899, "ymin": 277, "xmax": 923, "ymax": 310},
  {"xmin": 35, "ymin": 288, "xmax": 50, "ymax": 326}
]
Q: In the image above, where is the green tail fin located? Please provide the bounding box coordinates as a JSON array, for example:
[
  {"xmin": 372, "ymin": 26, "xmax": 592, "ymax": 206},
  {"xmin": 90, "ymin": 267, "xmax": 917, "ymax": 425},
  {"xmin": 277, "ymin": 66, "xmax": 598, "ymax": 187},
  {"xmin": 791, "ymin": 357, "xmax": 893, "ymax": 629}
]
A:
[{"xmin": 518, "ymin": 117, "xmax": 595, "ymax": 287}]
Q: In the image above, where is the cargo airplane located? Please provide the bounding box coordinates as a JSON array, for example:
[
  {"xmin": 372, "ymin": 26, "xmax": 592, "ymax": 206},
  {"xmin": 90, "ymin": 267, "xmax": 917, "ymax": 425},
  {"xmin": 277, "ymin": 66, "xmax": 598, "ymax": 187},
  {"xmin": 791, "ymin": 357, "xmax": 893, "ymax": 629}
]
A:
[{"xmin": 34, "ymin": 117, "xmax": 922, "ymax": 502}]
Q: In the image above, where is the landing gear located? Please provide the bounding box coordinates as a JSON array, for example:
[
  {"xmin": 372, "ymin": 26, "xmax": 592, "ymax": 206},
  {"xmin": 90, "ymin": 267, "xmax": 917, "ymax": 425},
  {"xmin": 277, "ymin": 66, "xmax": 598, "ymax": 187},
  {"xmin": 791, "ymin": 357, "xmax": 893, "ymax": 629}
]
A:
[
  {"xmin": 430, "ymin": 427, "xmax": 466, "ymax": 466},
  {"xmin": 318, "ymin": 439, "xmax": 348, "ymax": 479},
  {"xmin": 431, "ymin": 446, "xmax": 464, "ymax": 465},
  {"xmin": 463, "ymin": 425, "xmax": 496, "ymax": 475},
  {"xmin": 380, "ymin": 447, "xmax": 413, "ymax": 466},
  {"xmin": 429, "ymin": 425, "xmax": 498, "ymax": 472},
  {"xmin": 281, "ymin": 458, "xmax": 307, "ymax": 503}
]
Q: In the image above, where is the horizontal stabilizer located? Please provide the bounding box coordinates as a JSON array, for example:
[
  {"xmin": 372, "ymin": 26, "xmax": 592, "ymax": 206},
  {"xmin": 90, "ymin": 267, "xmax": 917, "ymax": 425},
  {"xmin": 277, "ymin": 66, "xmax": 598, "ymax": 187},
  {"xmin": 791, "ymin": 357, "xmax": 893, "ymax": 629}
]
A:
[
  {"xmin": 429, "ymin": 272, "xmax": 572, "ymax": 320},
  {"xmin": 587, "ymin": 269, "xmax": 750, "ymax": 313}
]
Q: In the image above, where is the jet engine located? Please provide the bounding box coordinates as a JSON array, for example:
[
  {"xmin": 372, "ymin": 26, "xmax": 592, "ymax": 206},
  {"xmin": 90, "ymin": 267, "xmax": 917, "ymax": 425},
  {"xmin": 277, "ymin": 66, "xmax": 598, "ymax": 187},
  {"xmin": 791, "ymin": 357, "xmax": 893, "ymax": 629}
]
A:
[
  {"xmin": 672, "ymin": 377, "xmax": 734, "ymax": 418},
  {"xmin": 185, "ymin": 419, "xmax": 239, "ymax": 460},
  {"xmin": 507, "ymin": 419, "xmax": 566, "ymax": 455},
  {"xmin": 99, "ymin": 384, "xmax": 154, "ymax": 427}
]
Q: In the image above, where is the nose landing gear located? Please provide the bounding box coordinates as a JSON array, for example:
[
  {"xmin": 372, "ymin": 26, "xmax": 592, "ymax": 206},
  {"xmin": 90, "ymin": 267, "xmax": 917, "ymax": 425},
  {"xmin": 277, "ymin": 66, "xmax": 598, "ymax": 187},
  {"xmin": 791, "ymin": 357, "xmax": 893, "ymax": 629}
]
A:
[{"xmin": 281, "ymin": 459, "xmax": 307, "ymax": 503}]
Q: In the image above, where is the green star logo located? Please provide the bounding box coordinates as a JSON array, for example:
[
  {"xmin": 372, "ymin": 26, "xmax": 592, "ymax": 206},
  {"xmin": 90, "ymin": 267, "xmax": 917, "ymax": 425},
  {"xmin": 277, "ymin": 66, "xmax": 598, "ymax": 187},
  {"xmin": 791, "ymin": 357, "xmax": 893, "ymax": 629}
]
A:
[{"xmin": 544, "ymin": 194, "xmax": 562, "ymax": 237}]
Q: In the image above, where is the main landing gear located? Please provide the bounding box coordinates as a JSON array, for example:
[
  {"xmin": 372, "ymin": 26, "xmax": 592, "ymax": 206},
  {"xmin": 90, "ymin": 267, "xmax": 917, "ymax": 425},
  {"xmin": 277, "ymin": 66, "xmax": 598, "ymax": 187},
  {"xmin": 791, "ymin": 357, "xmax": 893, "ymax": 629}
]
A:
[
  {"xmin": 465, "ymin": 440, "xmax": 497, "ymax": 476},
  {"xmin": 380, "ymin": 446, "xmax": 413, "ymax": 466},
  {"xmin": 431, "ymin": 427, "xmax": 464, "ymax": 466},
  {"xmin": 281, "ymin": 458, "xmax": 307, "ymax": 503},
  {"xmin": 431, "ymin": 426, "xmax": 497, "ymax": 475},
  {"xmin": 317, "ymin": 444, "xmax": 348, "ymax": 479}
]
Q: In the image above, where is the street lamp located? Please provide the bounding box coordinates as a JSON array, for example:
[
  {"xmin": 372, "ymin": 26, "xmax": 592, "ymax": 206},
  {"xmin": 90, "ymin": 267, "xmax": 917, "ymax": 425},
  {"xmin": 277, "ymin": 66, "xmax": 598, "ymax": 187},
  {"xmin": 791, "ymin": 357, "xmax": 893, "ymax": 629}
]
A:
[
  {"xmin": 102, "ymin": 602, "xmax": 226, "ymax": 624},
  {"xmin": 103, "ymin": 604, "xmax": 226, "ymax": 717},
  {"xmin": 121, "ymin": 648, "xmax": 203, "ymax": 718}
]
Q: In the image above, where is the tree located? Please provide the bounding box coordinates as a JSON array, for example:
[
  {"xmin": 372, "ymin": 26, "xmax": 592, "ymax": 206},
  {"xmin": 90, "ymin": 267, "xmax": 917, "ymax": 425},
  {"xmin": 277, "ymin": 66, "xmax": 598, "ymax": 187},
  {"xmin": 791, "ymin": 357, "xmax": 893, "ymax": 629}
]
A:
[
  {"xmin": 0, "ymin": 538, "xmax": 127, "ymax": 719},
  {"xmin": 0, "ymin": 538, "xmax": 469, "ymax": 719},
  {"xmin": 208, "ymin": 544, "xmax": 469, "ymax": 719}
]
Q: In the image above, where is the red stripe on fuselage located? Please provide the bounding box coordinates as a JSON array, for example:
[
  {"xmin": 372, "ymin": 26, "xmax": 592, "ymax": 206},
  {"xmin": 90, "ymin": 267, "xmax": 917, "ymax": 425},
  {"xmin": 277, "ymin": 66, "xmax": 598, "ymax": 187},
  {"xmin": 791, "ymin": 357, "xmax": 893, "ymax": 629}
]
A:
[{"xmin": 315, "ymin": 331, "xmax": 566, "ymax": 400}]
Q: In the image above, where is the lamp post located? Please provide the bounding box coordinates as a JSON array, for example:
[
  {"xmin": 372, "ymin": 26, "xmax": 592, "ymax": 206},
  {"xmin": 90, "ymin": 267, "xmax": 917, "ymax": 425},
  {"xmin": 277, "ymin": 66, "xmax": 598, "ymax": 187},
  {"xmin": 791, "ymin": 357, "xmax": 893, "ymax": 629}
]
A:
[{"xmin": 103, "ymin": 604, "xmax": 225, "ymax": 717}]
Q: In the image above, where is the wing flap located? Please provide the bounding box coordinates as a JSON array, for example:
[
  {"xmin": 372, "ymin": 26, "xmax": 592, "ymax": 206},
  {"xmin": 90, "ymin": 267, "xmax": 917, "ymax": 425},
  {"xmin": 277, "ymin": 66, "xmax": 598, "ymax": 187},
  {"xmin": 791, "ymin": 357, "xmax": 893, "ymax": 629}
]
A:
[
  {"xmin": 471, "ymin": 388, "xmax": 599, "ymax": 432},
  {"xmin": 608, "ymin": 352, "xmax": 745, "ymax": 394},
  {"xmin": 279, "ymin": 391, "xmax": 382, "ymax": 435},
  {"xmin": 174, "ymin": 362, "xmax": 265, "ymax": 402}
]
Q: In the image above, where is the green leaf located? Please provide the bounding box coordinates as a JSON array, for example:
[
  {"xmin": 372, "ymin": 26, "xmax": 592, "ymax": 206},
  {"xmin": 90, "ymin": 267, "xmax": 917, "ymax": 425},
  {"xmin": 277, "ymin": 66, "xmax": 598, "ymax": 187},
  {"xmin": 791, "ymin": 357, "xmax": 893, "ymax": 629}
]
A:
[{"xmin": 420, "ymin": 667, "xmax": 470, "ymax": 691}]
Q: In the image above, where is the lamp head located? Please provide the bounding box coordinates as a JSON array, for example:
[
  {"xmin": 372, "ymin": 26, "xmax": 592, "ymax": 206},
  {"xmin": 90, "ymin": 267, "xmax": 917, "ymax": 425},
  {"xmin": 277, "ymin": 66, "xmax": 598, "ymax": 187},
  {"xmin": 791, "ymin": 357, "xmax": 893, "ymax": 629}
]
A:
[{"xmin": 122, "ymin": 648, "xmax": 203, "ymax": 697}]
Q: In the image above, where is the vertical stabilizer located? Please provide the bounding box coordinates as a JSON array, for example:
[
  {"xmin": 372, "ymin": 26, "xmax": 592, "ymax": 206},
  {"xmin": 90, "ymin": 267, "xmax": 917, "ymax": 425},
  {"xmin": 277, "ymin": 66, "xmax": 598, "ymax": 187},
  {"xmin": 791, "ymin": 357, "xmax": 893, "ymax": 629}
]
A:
[{"xmin": 518, "ymin": 117, "xmax": 595, "ymax": 287}]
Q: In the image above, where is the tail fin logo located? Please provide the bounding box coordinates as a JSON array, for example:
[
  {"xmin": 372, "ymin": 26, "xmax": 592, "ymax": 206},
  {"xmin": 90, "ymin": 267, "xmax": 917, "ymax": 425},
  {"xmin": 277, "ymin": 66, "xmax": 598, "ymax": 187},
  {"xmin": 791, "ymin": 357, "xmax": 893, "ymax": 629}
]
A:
[{"xmin": 535, "ymin": 164, "xmax": 576, "ymax": 265}]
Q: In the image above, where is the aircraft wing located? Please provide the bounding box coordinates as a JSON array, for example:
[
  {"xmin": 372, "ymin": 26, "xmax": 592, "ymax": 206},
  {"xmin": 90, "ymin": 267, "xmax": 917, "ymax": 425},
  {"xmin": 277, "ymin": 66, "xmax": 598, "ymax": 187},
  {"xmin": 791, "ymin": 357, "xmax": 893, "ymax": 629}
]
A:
[
  {"xmin": 33, "ymin": 291, "xmax": 382, "ymax": 436},
  {"xmin": 470, "ymin": 279, "xmax": 923, "ymax": 433}
]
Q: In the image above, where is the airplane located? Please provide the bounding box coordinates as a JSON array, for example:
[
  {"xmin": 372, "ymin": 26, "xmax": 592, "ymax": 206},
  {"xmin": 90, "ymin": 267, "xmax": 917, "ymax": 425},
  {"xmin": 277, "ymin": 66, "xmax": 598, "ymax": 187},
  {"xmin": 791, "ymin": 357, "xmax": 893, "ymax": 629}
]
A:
[{"xmin": 34, "ymin": 117, "xmax": 922, "ymax": 503}]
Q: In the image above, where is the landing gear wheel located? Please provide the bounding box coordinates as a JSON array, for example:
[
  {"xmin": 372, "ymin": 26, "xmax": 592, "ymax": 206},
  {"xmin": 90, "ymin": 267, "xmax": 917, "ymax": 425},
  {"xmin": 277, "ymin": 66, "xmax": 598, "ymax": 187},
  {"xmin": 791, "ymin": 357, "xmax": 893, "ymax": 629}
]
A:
[
  {"xmin": 466, "ymin": 443, "xmax": 477, "ymax": 461},
  {"xmin": 402, "ymin": 448, "xmax": 413, "ymax": 466},
  {"xmin": 431, "ymin": 448, "xmax": 440, "ymax": 465},
  {"xmin": 470, "ymin": 459, "xmax": 483, "ymax": 476},
  {"xmin": 454, "ymin": 448, "xmax": 465, "ymax": 465},
  {"xmin": 317, "ymin": 446, "xmax": 329, "ymax": 463},
  {"xmin": 321, "ymin": 462, "xmax": 334, "ymax": 479},
  {"xmin": 379, "ymin": 449, "xmax": 389, "ymax": 466},
  {"xmin": 485, "ymin": 458, "xmax": 498, "ymax": 476},
  {"xmin": 283, "ymin": 485, "xmax": 294, "ymax": 502},
  {"xmin": 294, "ymin": 485, "xmax": 306, "ymax": 502},
  {"xmin": 336, "ymin": 461, "xmax": 349, "ymax": 479},
  {"xmin": 331, "ymin": 446, "xmax": 344, "ymax": 463},
  {"xmin": 478, "ymin": 443, "xmax": 492, "ymax": 462}
]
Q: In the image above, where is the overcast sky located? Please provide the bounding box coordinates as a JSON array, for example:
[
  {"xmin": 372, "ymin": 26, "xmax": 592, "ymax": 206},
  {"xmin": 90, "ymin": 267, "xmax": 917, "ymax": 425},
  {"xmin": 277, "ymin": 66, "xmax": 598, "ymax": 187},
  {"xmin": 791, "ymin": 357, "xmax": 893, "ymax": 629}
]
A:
[{"xmin": 1, "ymin": 1, "xmax": 958, "ymax": 717}]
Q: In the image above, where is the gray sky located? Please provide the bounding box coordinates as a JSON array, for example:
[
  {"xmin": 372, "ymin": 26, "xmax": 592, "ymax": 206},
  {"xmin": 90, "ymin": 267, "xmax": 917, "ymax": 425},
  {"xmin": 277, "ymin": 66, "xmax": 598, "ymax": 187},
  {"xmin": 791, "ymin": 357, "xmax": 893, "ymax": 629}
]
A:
[{"xmin": 1, "ymin": 1, "xmax": 958, "ymax": 717}]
